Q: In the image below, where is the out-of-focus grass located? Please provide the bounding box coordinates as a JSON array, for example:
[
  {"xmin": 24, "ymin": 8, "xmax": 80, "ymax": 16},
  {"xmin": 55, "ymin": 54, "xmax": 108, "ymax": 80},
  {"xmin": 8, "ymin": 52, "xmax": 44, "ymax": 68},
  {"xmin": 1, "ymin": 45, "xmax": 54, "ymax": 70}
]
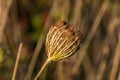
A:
[{"xmin": 0, "ymin": 0, "xmax": 120, "ymax": 80}]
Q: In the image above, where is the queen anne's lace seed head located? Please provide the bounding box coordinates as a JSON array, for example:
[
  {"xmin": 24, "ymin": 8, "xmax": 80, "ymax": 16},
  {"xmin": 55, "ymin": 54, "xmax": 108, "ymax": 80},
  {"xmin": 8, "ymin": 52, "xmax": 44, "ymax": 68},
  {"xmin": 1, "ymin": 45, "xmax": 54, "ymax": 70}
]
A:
[{"xmin": 45, "ymin": 20, "xmax": 83, "ymax": 61}]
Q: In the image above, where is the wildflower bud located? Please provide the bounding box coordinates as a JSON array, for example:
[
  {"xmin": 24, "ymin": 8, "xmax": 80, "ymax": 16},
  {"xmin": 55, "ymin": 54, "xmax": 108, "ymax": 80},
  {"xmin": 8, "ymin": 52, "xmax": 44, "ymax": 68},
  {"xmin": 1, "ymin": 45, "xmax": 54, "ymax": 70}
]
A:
[{"xmin": 45, "ymin": 20, "xmax": 83, "ymax": 61}]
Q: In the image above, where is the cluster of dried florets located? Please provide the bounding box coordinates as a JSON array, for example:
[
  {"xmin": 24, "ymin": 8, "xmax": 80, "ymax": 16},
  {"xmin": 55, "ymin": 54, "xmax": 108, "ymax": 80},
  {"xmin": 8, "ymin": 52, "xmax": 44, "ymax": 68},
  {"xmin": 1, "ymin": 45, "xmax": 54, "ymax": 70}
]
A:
[
  {"xmin": 34, "ymin": 20, "xmax": 83, "ymax": 80},
  {"xmin": 46, "ymin": 20, "xmax": 83, "ymax": 61}
]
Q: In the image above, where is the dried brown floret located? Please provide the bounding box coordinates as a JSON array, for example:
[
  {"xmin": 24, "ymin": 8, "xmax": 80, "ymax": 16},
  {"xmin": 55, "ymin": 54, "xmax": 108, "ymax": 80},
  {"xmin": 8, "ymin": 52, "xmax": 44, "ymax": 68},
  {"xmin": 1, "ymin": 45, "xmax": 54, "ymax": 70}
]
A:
[{"xmin": 46, "ymin": 20, "xmax": 83, "ymax": 61}]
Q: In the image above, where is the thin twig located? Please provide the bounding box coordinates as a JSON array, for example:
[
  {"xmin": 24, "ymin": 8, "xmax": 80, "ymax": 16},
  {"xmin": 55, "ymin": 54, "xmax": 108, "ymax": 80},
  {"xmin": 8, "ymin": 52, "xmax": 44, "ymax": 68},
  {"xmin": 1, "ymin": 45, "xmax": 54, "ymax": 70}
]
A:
[
  {"xmin": 12, "ymin": 43, "xmax": 23, "ymax": 80},
  {"xmin": 72, "ymin": 0, "xmax": 109, "ymax": 74},
  {"xmin": 34, "ymin": 58, "xmax": 51, "ymax": 80}
]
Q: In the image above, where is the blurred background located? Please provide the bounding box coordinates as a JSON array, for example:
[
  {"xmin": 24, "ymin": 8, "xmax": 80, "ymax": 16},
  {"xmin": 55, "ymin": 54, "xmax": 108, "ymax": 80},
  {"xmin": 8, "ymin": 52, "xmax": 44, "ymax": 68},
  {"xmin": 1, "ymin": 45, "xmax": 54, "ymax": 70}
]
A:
[{"xmin": 0, "ymin": 0, "xmax": 120, "ymax": 80}]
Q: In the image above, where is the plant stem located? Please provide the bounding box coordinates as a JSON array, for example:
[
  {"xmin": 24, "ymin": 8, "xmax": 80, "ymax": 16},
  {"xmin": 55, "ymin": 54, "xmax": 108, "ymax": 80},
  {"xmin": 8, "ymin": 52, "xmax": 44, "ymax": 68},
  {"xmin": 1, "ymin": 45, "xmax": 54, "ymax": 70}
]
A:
[
  {"xmin": 12, "ymin": 43, "xmax": 23, "ymax": 80},
  {"xmin": 34, "ymin": 58, "xmax": 51, "ymax": 80}
]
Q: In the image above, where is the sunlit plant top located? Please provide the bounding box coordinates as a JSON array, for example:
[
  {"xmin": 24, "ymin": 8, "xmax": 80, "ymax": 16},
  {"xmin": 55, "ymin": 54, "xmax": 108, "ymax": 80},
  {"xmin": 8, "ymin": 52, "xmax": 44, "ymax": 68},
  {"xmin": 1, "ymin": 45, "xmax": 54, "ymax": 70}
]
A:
[
  {"xmin": 34, "ymin": 20, "xmax": 83, "ymax": 80},
  {"xmin": 46, "ymin": 20, "xmax": 83, "ymax": 61}
]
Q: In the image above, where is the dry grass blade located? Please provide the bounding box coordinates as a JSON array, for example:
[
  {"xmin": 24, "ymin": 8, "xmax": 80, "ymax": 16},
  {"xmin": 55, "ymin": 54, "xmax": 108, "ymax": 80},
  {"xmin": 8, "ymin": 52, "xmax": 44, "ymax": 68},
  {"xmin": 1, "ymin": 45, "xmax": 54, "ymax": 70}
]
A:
[
  {"xmin": 24, "ymin": 1, "xmax": 58, "ymax": 80},
  {"xmin": 110, "ymin": 30, "xmax": 120, "ymax": 80},
  {"xmin": 72, "ymin": 0, "xmax": 110, "ymax": 74},
  {"xmin": 83, "ymin": 54, "xmax": 95, "ymax": 80},
  {"xmin": 12, "ymin": 43, "xmax": 23, "ymax": 80},
  {"xmin": 95, "ymin": 18, "xmax": 120, "ymax": 80},
  {"xmin": 24, "ymin": 30, "xmax": 47, "ymax": 80},
  {"xmin": 0, "ymin": 0, "xmax": 12, "ymax": 42},
  {"xmin": 57, "ymin": 63, "xmax": 65, "ymax": 80},
  {"xmin": 72, "ymin": 0, "xmax": 82, "ymax": 27},
  {"xmin": 96, "ymin": 61, "xmax": 106, "ymax": 80},
  {"xmin": 117, "ymin": 71, "xmax": 120, "ymax": 80},
  {"xmin": 61, "ymin": 0, "xmax": 70, "ymax": 21}
]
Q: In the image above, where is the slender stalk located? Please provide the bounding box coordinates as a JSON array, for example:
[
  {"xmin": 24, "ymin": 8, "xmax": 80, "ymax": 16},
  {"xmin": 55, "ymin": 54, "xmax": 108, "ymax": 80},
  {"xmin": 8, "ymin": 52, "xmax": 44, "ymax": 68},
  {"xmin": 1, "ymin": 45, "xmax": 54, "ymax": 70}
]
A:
[
  {"xmin": 12, "ymin": 43, "xmax": 23, "ymax": 80},
  {"xmin": 34, "ymin": 58, "xmax": 52, "ymax": 80}
]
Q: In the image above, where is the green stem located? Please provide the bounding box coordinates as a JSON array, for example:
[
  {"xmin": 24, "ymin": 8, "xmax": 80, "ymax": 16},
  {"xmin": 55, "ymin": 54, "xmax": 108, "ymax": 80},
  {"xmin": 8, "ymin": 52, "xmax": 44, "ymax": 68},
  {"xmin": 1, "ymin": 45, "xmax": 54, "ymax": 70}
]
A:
[{"xmin": 34, "ymin": 58, "xmax": 51, "ymax": 80}]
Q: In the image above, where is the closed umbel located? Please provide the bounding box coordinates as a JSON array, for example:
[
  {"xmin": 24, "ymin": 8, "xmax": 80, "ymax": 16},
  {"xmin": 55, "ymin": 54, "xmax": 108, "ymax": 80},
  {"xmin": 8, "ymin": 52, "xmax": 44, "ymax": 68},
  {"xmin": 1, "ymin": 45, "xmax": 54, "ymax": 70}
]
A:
[{"xmin": 46, "ymin": 20, "xmax": 83, "ymax": 61}]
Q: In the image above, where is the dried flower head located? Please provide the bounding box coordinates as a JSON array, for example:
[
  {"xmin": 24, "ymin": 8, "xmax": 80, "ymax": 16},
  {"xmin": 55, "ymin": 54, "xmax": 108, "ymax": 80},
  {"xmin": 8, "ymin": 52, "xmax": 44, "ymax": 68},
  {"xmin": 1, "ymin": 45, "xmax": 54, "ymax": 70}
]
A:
[
  {"xmin": 45, "ymin": 20, "xmax": 83, "ymax": 61},
  {"xmin": 34, "ymin": 20, "xmax": 83, "ymax": 80}
]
